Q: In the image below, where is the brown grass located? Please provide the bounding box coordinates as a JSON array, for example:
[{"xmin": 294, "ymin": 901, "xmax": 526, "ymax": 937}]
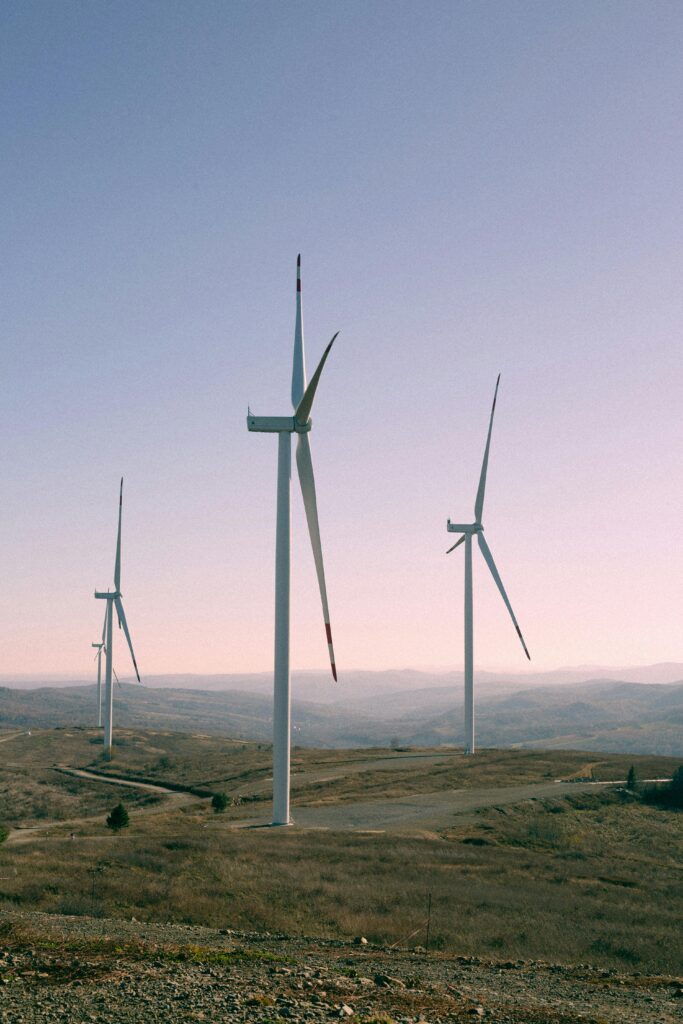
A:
[
  {"xmin": 1, "ymin": 729, "xmax": 681, "ymax": 974},
  {"xmin": 4, "ymin": 727, "xmax": 676, "ymax": 803}
]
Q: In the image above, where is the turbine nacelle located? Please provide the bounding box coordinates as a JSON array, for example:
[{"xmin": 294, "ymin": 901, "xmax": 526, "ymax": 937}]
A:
[
  {"xmin": 94, "ymin": 590, "xmax": 121, "ymax": 600},
  {"xmin": 447, "ymin": 522, "xmax": 483, "ymax": 534},
  {"xmin": 247, "ymin": 414, "xmax": 312, "ymax": 434}
]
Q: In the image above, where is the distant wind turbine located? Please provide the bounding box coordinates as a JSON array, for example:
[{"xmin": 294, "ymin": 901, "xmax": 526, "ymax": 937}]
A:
[
  {"xmin": 446, "ymin": 376, "xmax": 530, "ymax": 755},
  {"xmin": 94, "ymin": 479, "xmax": 141, "ymax": 756},
  {"xmin": 247, "ymin": 256, "xmax": 339, "ymax": 825},
  {"xmin": 91, "ymin": 610, "xmax": 106, "ymax": 728}
]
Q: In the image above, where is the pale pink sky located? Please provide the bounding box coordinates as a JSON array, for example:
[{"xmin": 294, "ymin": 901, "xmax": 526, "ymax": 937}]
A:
[{"xmin": 1, "ymin": 2, "xmax": 681, "ymax": 679}]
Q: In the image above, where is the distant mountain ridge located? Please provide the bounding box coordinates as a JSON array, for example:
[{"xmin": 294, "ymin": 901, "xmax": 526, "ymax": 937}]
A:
[
  {"xmin": 1, "ymin": 676, "xmax": 681, "ymax": 757},
  {"xmin": 2, "ymin": 661, "xmax": 682, "ymax": 697}
]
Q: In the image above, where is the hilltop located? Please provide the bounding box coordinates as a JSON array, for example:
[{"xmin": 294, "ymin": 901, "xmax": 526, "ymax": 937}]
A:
[
  {"xmin": 1, "ymin": 729, "xmax": 682, "ymax": 1021},
  {"xmin": 1, "ymin": 730, "xmax": 681, "ymax": 970}
]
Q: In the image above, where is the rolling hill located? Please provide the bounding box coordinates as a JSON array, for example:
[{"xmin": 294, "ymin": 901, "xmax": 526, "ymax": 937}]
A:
[{"xmin": 1, "ymin": 675, "xmax": 681, "ymax": 755}]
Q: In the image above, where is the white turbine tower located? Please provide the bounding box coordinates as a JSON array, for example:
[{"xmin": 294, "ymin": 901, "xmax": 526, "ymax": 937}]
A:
[
  {"xmin": 94, "ymin": 478, "xmax": 140, "ymax": 756},
  {"xmin": 91, "ymin": 610, "xmax": 106, "ymax": 728},
  {"xmin": 247, "ymin": 256, "xmax": 339, "ymax": 825},
  {"xmin": 446, "ymin": 375, "xmax": 530, "ymax": 755}
]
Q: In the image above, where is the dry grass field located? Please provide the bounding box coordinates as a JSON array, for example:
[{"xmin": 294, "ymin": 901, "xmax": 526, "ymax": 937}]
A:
[{"xmin": 0, "ymin": 728, "xmax": 681, "ymax": 975}]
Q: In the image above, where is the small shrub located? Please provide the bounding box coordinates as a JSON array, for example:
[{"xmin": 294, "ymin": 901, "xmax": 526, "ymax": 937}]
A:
[
  {"xmin": 106, "ymin": 803, "xmax": 129, "ymax": 831},
  {"xmin": 211, "ymin": 792, "xmax": 229, "ymax": 813},
  {"xmin": 626, "ymin": 766, "xmax": 637, "ymax": 790},
  {"xmin": 0, "ymin": 824, "xmax": 8, "ymax": 844},
  {"xmin": 589, "ymin": 937, "xmax": 641, "ymax": 964},
  {"xmin": 57, "ymin": 897, "xmax": 101, "ymax": 917}
]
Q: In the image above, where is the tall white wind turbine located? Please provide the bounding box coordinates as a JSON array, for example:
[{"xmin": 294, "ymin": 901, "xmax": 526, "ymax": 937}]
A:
[
  {"xmin": 94, "ymin": 479, "xmax": 141, "ymax": 756},
  {"xmin": 247, "ymin": 256, "xmax": 339, "ymax": 825},
  {"xmin": 446, "ymin": 376, "xmax": 530, "ymax": 754}
]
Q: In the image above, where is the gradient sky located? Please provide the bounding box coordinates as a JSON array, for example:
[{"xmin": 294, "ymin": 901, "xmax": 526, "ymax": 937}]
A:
[{"xmin": 1, "ymin": 1, "xmax": 681, "ymax": 679}]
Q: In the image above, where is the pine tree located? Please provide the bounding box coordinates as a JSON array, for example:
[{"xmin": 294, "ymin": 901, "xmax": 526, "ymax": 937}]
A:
[
  {"xmin": 106, "ymin": 803, "xmax": 129, "ymax": 831},
  {"xmin": 211, "ymin": 792, "xmax": 229, "ymax": 813},
  {"xmin": 626, "ymin": 766, "xmax": 637, "ymax": 790}
]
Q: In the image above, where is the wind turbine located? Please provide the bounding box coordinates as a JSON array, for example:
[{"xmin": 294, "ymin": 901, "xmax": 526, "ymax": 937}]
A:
[
  {"xmin": 247, "ymin": 256, "xmax": 339, "ymax": 825},
  {"xmin": 94, "ymin": 478, "xmax": 140, "ymax": 756},
  {"xmin": 91, "ymin": 611, "xmax": 106, "ymax": 728},
  {"xmin": 92, "ymin": 608, "xmax": 124, "ymax": 727},
  {"xmin": 446, "ymin": 375, "xmax": 530, "ymax": 755}
]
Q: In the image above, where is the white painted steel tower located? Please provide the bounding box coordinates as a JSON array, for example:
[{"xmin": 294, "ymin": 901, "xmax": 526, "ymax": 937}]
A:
[
  {"xmin": 94, "ymin": 479, "xmax": 141, "ymax": 756},
  {"xmin": 247, "ymin": 256, "xmax": 339, "ymax": 825},
  {"xmin": 91, "ymin": 615, "xmax": 106, "ymax": 728},
  {"xmin": 446, "ymin": 376, "xmax": 530, "ymax": 754}
]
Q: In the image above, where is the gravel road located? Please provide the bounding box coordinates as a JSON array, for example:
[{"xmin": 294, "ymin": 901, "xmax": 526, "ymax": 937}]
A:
[{"xmin": 219, "ymin": 781, "xmax": 608, "ymax": 832}]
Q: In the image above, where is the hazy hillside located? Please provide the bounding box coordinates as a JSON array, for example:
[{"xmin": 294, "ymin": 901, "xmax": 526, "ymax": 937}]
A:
[
  {"xmin": 0, "ymin": 684, "xmax": 379, "ymax": 747},
  {"xmin": 3, "ymin": 662, "xmax": 682, "ymax": 695},
  {"xmin": 403, "ymin": 680, "xmax": 683, "ymax": 756},
  {"xmin": 1, "ymin": 677, "xmax": 682, "ymax": 755}
]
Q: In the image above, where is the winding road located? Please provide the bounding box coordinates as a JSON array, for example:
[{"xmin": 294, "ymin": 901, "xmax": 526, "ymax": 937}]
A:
[
  {"xmin": 3, "ymin": 753, "xmax": 629, "ymax": 844},
  {"xmin": 5, "ymin": 768, "xmax": 198, "ymax": 846}
]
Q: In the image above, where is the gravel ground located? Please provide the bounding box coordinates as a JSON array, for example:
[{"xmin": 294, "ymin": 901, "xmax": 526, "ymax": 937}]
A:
[{"xmin": 1, "ymin": 912, "xmax": 681, "ymax": 1023}]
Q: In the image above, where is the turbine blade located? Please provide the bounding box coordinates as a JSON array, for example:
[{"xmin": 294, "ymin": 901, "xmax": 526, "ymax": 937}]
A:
[
  {"xmin": 296, "ymin": 432, "xmax": 337, "ymax": 680},
  {"xmin": 113, "ymin": 596, "xmax": 141, "ymax": 681},
  {"xmin": 114, "ymin": 478, "xmax": 123, "ymax": 591},
  {"xmin": 446, "ymin": 535, "xmax": 466, "ymax": 554},
  {"xmin": 294, "ymin": 333, "xmax": 339, "ymax": 426},
  {"xmin": 291, "ymin": 254, "xmax": 306, "ymax": 409},
  {"xmin": 474, "ymin": 375, "xmax": 500, "ymax": 524},
  {"xmin": 101, "ymin": 607, "xmax": 107, "ymax": 644},
  {"xmin": 477, "ymin": 533, "xmax": 530, "ymax": 659}
]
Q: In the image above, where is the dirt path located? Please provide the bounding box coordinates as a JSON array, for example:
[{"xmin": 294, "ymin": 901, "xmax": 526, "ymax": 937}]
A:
[
  {"xmin": 4, "ymin": 752, "xmax": 634, "ymax": 845},
  {"xmin": 0, "ymin": 730, "xmax": 27, "ymax": 745},
  {"xmin": 55, "ymin": 766, "xmax": 186, "ymax": 794},
  {"xmin": 235, "ymin": 748, "xmax": 666, "ymax": 802},
  {"xmin": 5, "ymin": 769, "xmax": 204, "ymax": 846},
  {"xmin": 228, "ymin": 750, "xmax": 463, "ymax": 798}
]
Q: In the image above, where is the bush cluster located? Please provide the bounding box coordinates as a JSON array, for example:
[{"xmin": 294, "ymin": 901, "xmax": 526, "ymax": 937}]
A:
[{"xmin": 642, "ymin": 766, "xmax": 683, "ymax": 809}]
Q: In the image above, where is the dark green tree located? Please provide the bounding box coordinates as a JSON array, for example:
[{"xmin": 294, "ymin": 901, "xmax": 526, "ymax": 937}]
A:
[
  {"xmin": 642, "ymin": 765, "xmax": 683, "ymax": 809},
  {"xmin": 106, "ymin": 803, "xmax": 129, "ymax": 831},
  {"xmin": 626, "ymin": 766, "xmax": 637, "ymax": 790},
  {"xmin": 211, "ymin": 792, "xmax": 229, "ymax": 813}
]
